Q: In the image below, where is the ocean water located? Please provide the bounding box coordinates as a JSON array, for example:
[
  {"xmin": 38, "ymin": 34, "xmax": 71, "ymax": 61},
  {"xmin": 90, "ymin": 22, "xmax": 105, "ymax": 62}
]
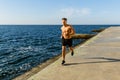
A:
[{"xmin": 0, "ymin": 25, "xmax": 117, "ymax": 80}]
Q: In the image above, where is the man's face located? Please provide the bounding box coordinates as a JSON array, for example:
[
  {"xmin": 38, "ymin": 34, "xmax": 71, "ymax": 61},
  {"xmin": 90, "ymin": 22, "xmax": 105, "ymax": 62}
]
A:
[{"xmin": 62, "ymin": 20, "xmax": 67, "ymax": 25}]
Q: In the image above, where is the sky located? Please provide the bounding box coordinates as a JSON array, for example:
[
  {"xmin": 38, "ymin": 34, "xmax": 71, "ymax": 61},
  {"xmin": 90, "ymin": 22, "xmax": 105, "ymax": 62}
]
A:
[{"xmin": 0, "ymin": 0, "xmax": 120, "ymax": 25}]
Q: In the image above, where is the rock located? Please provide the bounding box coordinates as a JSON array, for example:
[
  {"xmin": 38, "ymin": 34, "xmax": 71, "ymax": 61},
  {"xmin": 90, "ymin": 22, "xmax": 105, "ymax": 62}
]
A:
[{"xmin": 72, "ymin": 34, "xmax": 95, "ymax": 39}]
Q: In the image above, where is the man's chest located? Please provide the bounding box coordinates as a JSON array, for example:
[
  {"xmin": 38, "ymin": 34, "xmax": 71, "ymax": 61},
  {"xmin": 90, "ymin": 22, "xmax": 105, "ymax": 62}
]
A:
[{"xmin": 62, "ymin": 27, "xmax": 71, "ymax": 32}]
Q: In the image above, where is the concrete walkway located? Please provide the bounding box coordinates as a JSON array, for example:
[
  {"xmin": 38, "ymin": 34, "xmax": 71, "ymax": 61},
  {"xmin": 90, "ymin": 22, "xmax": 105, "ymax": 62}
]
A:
[{"xmin": 28, "ymin": 27, "xmax": 120, "ymax": 80}]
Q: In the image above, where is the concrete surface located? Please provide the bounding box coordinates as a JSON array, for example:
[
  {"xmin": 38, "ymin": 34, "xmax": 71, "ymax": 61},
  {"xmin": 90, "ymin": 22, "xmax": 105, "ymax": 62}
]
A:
[{"xmin": 26, "ymin": 27, "xmax": 120, "ymax": 80}]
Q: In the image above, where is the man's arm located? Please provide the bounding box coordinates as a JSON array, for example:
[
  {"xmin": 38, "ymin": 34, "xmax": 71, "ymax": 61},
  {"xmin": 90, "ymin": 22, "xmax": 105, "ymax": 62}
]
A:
[{"xmin": 70, "ymin": 26, "xmax": 75, "ymax": 35}]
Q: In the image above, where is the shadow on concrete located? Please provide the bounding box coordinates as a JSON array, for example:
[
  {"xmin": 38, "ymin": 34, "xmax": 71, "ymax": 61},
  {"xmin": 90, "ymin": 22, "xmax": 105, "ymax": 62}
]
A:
[
  {"xmin": 64, "ymin": 57, "xmax": 120, "ymax": 66},
  {"xmin": 86, "ymin": 57, "xmax": 120, "ymax": 61}
]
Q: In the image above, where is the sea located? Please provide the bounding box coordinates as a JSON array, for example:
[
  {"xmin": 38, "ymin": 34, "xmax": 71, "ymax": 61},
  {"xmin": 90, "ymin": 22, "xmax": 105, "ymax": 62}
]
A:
[{"xmin": 0, "ymin": 25, "xmax": 119, "ymax": 80}]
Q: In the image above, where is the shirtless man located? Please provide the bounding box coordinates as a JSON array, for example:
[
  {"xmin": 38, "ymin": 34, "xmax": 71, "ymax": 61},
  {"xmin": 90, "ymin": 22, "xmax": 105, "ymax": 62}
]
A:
[{"xmin": 61, "ymin": 18, "xmax": 75, "ymax": 65}]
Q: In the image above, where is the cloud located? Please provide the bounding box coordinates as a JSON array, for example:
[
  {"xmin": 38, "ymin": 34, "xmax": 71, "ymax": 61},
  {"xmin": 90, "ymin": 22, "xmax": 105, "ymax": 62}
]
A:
[
  {"xmin": 79, "ymin": 8, "xmax": 91, "ymax": 15},
  {"xmin": 60, "ymin": 8, "xmax": 74, "ymax": 17},
  {"xmin": 59, "ymin": 7, "xmax": 91, "ymax": 18}
]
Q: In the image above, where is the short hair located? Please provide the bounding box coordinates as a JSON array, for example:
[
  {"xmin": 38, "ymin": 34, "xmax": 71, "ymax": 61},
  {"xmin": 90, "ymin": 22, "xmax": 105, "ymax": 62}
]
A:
[{"xmin": 62, "ymin": 18, "xmax": 67, "ymax": 21}]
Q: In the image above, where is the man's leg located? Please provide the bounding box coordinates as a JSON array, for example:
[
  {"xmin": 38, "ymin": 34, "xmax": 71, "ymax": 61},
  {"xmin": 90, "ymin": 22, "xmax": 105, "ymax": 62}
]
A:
[
  {"xmin": 62, "ymin": 46, "xmax": 66, "ymax": 64},
  {"xmin": 68, "ymin": 38, "xmax": 74, "ymax": 56},
  {"xmin": 69, "ymin": 47, "xmax": 74, "ymax": 56}
]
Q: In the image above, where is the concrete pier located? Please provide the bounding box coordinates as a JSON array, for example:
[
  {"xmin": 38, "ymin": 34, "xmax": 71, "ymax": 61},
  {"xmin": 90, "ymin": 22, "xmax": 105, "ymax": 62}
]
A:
[{"xmin": 15, "ymin": 27, "xmax": 120, "ymax": 80}]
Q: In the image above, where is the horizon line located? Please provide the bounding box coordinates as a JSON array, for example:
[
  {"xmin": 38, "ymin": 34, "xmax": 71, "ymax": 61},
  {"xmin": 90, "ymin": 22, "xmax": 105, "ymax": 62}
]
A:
[{"xmin": 0, "ymin": 24, "xmax": 120, "ymax": 25}]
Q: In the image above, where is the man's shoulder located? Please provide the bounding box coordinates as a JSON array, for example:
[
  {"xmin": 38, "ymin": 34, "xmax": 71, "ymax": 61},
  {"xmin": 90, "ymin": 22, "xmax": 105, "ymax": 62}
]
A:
[
  {"xmin": 67, "ymin": 24, "xmax": 72, "ymax": 26},
  {"xmin": 67, "ymin": 24, "xmax": 72, "ymax": 28}
]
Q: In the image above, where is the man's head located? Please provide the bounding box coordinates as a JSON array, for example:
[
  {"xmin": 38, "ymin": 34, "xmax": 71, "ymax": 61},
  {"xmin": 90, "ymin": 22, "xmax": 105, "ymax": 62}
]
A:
[{"xmin": 62, "ymin": 18, "xmax": 67, "ymax": 25}]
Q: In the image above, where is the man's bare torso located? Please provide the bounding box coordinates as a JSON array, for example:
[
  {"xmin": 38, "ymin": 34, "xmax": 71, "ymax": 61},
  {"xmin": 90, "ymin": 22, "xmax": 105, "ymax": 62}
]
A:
[{"xmin": 61, "ymin": 25, "xmax": 73, "ymax": 39}]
